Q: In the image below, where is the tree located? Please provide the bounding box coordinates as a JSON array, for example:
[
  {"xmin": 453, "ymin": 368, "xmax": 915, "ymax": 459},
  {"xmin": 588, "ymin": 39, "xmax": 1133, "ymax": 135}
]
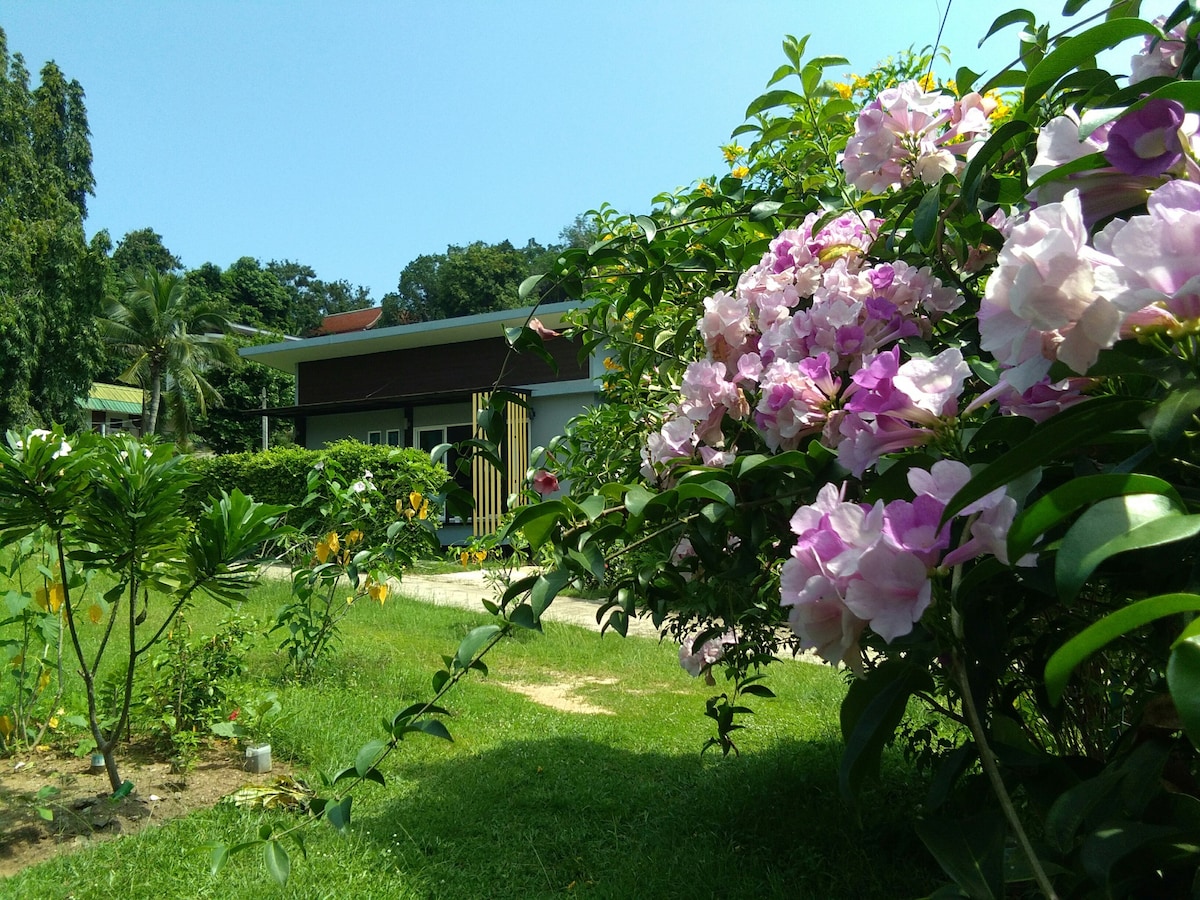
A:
[
  {"xmin": 112, "ymin": 227, "xmax": 182, "ymax": 277},
  {"xmin": 0, "ymin": 29, "xmax": 102, "ymax": 431},
  {"xmin": 99, "ymin": 270, "xmax": 235, "ymax": 439},
  {"xmin": 266, "ymin": 259, "xmax": 372, "ymax": 336},
  {"xmin": 383, "ymin": 240, "xmax": 532, "ymax": 324}
]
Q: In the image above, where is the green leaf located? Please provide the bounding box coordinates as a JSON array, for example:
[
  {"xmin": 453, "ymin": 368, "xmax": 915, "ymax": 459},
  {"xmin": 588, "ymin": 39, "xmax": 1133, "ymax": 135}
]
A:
[
  {"xmin": 912, "ymin": 182, "xmax": 942, "ymax": 248},
  {"xmin": 1045, "ymin": 593, "xmax": 1200, "ymax": 704},
  {"xmin": 916, "ymin": 811, "xmax": 1006, "ymax": 900},
  {"xmin": 531, "ymin": 569, "xmax": 572, "ymax": 617},
  {"xmin": 500, "ymin": 500, "xmax": 567, "ymax": 551},
  {"xmin": 1142, "ymin": 381, "xmax": 1200, "ymax": 451},
  {"xmin": 1007, "ymin": 474, "xmax": 1183, "ymax": 563},
  {"xmin": 1168, "ymin": 635, "xmax": 1200, "ymax": 749},
  {"xmin": 406, "ymin": 718, "xmax": 453, "ymax": 742},
  {"xmin": 624, "ymin": 484, "xmax": 656, "ymax": 517},
  {"xmin": 205, "ymin": 842, "xmax": 229, "ymax": 876},
  {"xmin": 1023, "ymin": 18, "xmax": 1160, "ymax": 109},
  {"xmin": 839, "ymin": 660, "xmax": 933, "ymax": 802},
  {"xmin": 518, "ymin": 273, "xmax": 544, "ymax": 300},
  {"xmin": 325, "ymin": 795, "xmax": 352, "ymax": 832},
  {"xmin": 635, "ymin": 215, "xmax": 657, "ymax": 243},
  {"xmin": 960, "ymin": 120, "xmax": 1032, "ymax": 210},
  {"xmin": 744, "ymin": 89, "xmax": 804, "ymax": 118},
  {"xmin": 675, "ymin": 480, "xmax": 735, "ymax": 509},
  {"xmin": 1057, "ymin": 505, "xmax": 1200, "ymax": 600},
  {"xmin": 264, "ymin": 840, "xmax": 290, "ymax": 886},
  {"xmin": 980, "ymin": 8, "xmax": 1035, "ymax": 45},
  {"xmin": 455, "ymin": 624, "xmax": 501, "ymax": 670},
  {"xmin": 355, "ymin": 739, "xmax": 386, "ymax": 778},
  {"xmin": 507, "ymin": 603, "xmax": 542, "ymax": 631},
  {"xmin": 943, "ymin": 396, "xmax": 1149, "ymax": 521}
]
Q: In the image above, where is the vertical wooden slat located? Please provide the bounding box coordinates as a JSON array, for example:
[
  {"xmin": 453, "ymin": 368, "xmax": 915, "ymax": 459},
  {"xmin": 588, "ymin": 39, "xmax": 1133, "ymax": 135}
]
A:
[{"xmin": 471, "ymin": 390, "xmax": 531, "ymax": 537}]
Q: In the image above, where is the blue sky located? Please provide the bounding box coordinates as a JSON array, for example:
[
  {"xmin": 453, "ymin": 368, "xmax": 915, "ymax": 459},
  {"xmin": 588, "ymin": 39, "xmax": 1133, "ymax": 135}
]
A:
[{"xmin": 2, "ymin": 1, "xmax": 1166, "ymax": 300}]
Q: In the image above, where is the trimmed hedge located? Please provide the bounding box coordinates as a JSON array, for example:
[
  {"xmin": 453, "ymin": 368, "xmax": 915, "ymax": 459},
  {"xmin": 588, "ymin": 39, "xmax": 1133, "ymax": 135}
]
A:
[{"xmin": 184, "ymin": 441, "xmax": 447, "ymax": 549}]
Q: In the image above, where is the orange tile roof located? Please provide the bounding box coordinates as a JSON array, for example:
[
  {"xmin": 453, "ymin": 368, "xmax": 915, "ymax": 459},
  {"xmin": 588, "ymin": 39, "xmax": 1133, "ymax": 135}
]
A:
[{"xmin": 315, "ymin": 307, "xmax": 382, "ymax": 335}]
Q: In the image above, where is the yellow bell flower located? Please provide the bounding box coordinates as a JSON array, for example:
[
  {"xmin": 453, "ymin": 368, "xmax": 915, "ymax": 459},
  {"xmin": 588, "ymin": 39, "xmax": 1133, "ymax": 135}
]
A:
[
  {"xmin": 0, "ymin": 715, "xmax": 12, "ymax": 741},
  {"xmin": 459, "ymin": 551, "xmax": 471, "ymax": 567},
  {"xmin": 368, "ymin": 579, "xmax": 389, "ymax": 605},
  {"xmin": 88, "ymin": 604, "xmax": 103, "ymax": 624},
  {"xmin": 347, "ymin": 529, "xmax": 364, "ymax": 547},
  {"xmin": 474, "ymin": 550, "xmax": 487, "ymax": 563}
]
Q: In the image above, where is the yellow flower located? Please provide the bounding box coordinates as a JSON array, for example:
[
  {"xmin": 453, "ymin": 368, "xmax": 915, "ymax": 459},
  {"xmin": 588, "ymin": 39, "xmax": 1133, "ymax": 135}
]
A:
[
  {"xmin": 417, "ymin": 500, "xmax": 430, "ymax": 520},
  {"xmin": 315, "ymin": 531, "xmax": 340, "ymax": 564},
  {"xmin": 368, "ymin": 579, "xmax": 389, "ymax": 605},
  {"xmin": 698, "ymin": 181, "xmax": 714, "ymax": 197},
  {"xmin": 48, "ymin": 583, "xmax": 63, "ymax": 613},
  {"xmin": 474, "ymin": 550, "xmax": 487, "ymax": 564},
  {"xmin": 459, "ymin": 551, "xmax": 471, "ymax": 567},
  {"xmin": 720, "ymin": 143, "xmax": 745, "ymax": 163},
  {"xmin": 917, "ymin": 72, "xmax": 937, "ymax": 92},
  {"xmin": 603, "ymin": 356, "xmax": 621, "ymax": 371},
  {"xmin": 88, "ymin": 604, "xmax": 103, "ymax": 624},
  {"xmin": 347, "ymin": 529, "xmax": 364, "ymax": 547},
  {"xmin": 986, "ymin": 90, "xmax": 1011, "ymax": 120},
  {"xmin": 0, "ymin": 715, "xmax": 12, "ymax": 741},
  {"xmin": 409, "ymin": 491, "xmax": 423, "ymax": 511},
  {"xmin": 48, "ymin": 715, "xmax": 59, "ymax": 729},
  {"xmin": 37, "ymin": 670, "xmax": 50, "ymax": 691},
  {"xmin": 833, "ymin": 82, "xmax": 852, "ymax": 100},
  {"xmin": 851, "ymin": 74, "xmax": 869, "ymax": 91},
  {"xmin": 731, "ymin": 165, "xmax": 749, "ymax": 179}
]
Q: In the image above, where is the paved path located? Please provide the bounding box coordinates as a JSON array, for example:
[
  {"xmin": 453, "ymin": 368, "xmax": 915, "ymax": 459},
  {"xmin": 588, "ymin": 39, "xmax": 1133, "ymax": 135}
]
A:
[{"xmin": 394, "ymin": 568, "xmax": 663, "ymax": 639}]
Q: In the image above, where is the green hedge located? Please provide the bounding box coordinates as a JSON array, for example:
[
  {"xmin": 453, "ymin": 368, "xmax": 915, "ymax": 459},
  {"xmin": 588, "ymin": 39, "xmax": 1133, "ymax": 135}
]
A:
[{"xmin": 184, "ymin": 441, "xmax": 447, "ymax": 550}]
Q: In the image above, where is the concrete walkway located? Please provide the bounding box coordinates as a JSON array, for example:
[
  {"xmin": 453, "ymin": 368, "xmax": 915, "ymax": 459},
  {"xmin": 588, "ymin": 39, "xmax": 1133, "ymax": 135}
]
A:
[{"xmin": 394, "ymin": 568, "xmax": 663, "ymax": 639}]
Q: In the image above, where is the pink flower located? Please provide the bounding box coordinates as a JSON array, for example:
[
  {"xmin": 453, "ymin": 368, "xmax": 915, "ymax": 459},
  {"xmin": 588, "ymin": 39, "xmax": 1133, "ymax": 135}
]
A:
[
  {"xmin": 528, "ymin": 317, "xmax": 561, "ymax": 340},
  {"xmin": 1104, "ymin": 99, "xmax": 1186, "ymax": 177},
  {"xmin": 532, "ymin": 470, "xmax": 559, "ymax": 495},
  {"xmin": 1131, "ymin": 17, "xmax": 1192, "ymax": 84},
  {"xmin": 679, "ymin": 630, "xmax": 736, "ymax": 677}
]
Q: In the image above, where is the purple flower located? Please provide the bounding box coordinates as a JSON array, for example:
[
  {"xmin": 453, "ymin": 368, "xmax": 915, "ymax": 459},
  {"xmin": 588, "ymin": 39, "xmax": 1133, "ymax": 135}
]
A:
[{"xmin": 1104, "ymin": 99, "xmax": 1186, "ymax": 176}]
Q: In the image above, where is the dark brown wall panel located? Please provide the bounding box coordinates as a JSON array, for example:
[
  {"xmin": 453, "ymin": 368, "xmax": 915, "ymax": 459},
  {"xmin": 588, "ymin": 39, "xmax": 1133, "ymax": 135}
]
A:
[{"xmin": 298, "ymin": 336, "xmax": 587, "ymax": 405}]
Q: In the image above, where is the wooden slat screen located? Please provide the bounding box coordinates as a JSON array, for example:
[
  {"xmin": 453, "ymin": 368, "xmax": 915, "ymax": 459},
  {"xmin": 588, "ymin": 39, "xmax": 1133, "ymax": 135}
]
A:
[{"xmin": 471, "ymin": 391, "xmax": 531, "ymax": 536}]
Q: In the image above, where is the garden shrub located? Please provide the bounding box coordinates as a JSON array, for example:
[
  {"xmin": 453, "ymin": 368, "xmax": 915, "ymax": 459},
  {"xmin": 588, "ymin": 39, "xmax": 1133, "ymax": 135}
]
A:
[{"xmin": 185, "ymin": 441, "xmax": 446, "ymax": 551}]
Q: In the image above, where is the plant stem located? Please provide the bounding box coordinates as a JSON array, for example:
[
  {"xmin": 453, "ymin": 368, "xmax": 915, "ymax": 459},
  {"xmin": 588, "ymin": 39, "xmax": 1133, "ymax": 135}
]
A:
[{"xmin": 952, "ymin": 652, "xmax": 1058, "ymax": 900}]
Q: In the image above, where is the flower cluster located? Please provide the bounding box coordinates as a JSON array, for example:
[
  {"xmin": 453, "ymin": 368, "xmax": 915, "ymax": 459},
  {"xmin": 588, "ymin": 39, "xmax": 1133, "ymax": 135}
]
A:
[
  {"xmin": 841, "ymin": 79, "xmax": 998, "ymax": 194},
  {"xmin": 642, "ymin": 210, "xmax": 964, "ymax": 479},
  {"xmin": 679, "ymin": 629, "xmax": 736, "ymax": 678},
  {"xmin": 981, "ymin": 179, "xmax": 1200, "ymax": 394},
  {"xmin": 780, "ymin": 461, "xmax": 1018, "ymax": 667}
]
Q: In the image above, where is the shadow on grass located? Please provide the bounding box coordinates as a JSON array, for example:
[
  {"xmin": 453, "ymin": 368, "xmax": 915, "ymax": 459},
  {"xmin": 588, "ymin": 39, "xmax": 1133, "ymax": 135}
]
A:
[{"xmin": 360, "ymin": 734, "xmax": 942, "ymax": 899}]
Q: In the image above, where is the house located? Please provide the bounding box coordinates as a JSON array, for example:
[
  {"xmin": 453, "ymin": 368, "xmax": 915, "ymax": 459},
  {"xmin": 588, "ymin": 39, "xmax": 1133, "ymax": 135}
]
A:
[
  {"xmin": 81, "ymin": 383, "xmax": 144, "ymax": 435},
  {"xmin": 239, "ymin": 301, "xmax": 601, "ymax": 543}
]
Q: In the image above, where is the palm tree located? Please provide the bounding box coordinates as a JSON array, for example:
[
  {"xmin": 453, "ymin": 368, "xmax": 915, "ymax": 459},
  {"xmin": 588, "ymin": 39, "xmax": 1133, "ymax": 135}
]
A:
[{"xmin": 99, "ymin": 270, "xmax": 236, "ymax": 439}]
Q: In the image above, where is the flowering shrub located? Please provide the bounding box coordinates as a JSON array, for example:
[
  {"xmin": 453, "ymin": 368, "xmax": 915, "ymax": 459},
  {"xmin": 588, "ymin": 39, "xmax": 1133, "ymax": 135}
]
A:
[{"xmin": 480, "ymin": 6, "xmax": 1200, "ymax": 897}]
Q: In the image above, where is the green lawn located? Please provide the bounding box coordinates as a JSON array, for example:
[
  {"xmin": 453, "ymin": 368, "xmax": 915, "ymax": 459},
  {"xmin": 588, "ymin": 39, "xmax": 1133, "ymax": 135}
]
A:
[{"xmin": 1, "ymin": 576, "xmax": 941, "ymax": 899}]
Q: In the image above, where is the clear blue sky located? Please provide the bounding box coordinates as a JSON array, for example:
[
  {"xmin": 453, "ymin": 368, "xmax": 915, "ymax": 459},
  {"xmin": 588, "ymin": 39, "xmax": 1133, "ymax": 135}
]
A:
[{"xmin": 2, "ymin": 1, "xmax": 1165, "ymax": 301}]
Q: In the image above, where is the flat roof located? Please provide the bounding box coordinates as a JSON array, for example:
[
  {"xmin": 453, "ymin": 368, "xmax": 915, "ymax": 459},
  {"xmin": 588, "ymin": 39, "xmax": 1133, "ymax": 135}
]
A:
[{"xmin": 239, "ymin": 301, "xmax": 582, "ymax": 373}]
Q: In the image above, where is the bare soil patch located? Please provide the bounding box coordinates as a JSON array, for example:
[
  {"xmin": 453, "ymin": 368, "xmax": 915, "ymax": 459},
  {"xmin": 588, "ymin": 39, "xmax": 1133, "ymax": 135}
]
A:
[
  {"xmin": 0, "ymin": 739, "xmax": 287, "ymax": 878},
  {"xmin": 500, "ymin": 675, "xmax": 620, "ymax": 714}
]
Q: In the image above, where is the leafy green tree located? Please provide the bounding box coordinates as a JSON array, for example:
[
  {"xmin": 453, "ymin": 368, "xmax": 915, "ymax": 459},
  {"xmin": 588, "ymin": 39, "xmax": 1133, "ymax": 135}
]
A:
[
  {"xmin": 221, "ymin": 256, "xmax": 291, "ymax": 332},
  {"xmin": 100, "ymin": 271, "xmax": 236, "ymax": 439},
  {"xmin": 112, "ymin": 227, "xmax": 182, "ymax": 277},
  {"xmin": 194, "ymin": 334, "xmax": 296, "ymax": 453},
  {"xmin": 0, "ymin": 29, "xmax": 102, "ymax": 431},
  {"xmin": 266, "ymin": 259, "xmax": 372, "ymax": 336}
]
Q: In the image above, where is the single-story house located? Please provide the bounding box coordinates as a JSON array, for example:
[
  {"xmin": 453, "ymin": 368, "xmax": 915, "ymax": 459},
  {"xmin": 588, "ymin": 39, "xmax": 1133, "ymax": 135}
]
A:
[
  {"xmin": 81, "ymin": 383, "xmax": 144, "ymax": 435},
  {"xmin": 240, "ymin": 301, "xmax": 601, "ymax": 543}
]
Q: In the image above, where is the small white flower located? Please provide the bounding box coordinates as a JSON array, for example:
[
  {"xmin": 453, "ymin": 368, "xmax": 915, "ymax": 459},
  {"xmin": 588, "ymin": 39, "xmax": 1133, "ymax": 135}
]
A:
[
  {"xmin": 363, "ymin": 469, "xmax": 373, "ymax": 480},
  {"xmin": 52, "ymin": 441, "xmax": 71, "ymax": 459},
  {"xmin": 350, "ymin": 480, "xmax": 367, "ymax": 494}
]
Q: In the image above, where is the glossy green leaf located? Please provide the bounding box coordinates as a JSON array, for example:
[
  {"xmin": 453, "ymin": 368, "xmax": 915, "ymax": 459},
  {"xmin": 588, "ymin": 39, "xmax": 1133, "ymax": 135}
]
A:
[
  {"xmin": 205, "ymin": 842, "xmax": 229, "ymax": 876},
  {"xmin": 1007, "ymin": 474, "xmax": 1183, "ymax": 562},
  {"xmin": 531, "ymin": 569, "xmax": 572, "ymax": 617},
  {"xmin": 943, "ymin": 396, "xmax": 1149, "ymax": 521},
  {"xmin": 744, "ymin": 89, "xmax": 804, "ymax": 118},
  {"xmin": 507, "ymin": 603, "xmax": 542, "ymax": 631},
  {"xmin": 980, "ymin": 8, "xmax": 1036, "ymax": 45},
  {"xmin": 624, "ymin": 485, "xmax": 656, "ymax": 517},
  {"xmin": 839, "ymin": 660, "xmax": 933, "ymax": 802},
  {"xmin": 264, "ymin": 840, "xmax": 290, "ymax": 886},
  {"xmin": 517, "ymin": 273, "xmax": 544, "ymax": 300},
  {"xmin": 500, "ymin": 500, "xmax": 567, "ymax": 550},
  {"xmin": 1142, "ymin": 381, "xmax": 1200, "ymax": 451},
  {"xmin": 325, "ymin": 795, "xmax": 352, "ymax": 832},
  {"xmin": 1045, "ymin": 593, "xmax": 1200, "ymax": 704},
  {"xmin": 1057, "ymin": 506, "xmax": 1200, "ymax": 600},
  {"xmin": 915, "ymin": 811, "xmax": 1006, "ymax": 900},
  {"xmin": 355, "ymin": 739, "xmax": 385, "ymax": 778},
  {"xmin": 675, "ymin": 480, "xmax": 735, "ymax": 509},
  {"xmin": 1168, "ymin": 635, "xmax": 1200, "ymax": 749},
  {"xmin": 454, "ymin": 624, "xmax": 501, "ymax": 670},
  {"xmin": 406, "ymin": 718, "xmax": 453, "ymax": 742},
  {"xmin": 635, "ymin": 215, "xmax": 657, "ymax": 243},
  {"xmin": 912, "ymin": 182, "xmax": 942, "ymax": 248},
  {"xmin": 1023, "ymin": 18, "xmax": 1159, "ymax": 108}
]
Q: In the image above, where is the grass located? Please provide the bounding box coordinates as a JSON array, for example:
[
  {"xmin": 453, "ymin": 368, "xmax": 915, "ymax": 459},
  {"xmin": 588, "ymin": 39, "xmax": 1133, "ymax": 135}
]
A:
[{"xmin": 1, "ymin": 573, "xmax": 943, "ymax": 899}]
